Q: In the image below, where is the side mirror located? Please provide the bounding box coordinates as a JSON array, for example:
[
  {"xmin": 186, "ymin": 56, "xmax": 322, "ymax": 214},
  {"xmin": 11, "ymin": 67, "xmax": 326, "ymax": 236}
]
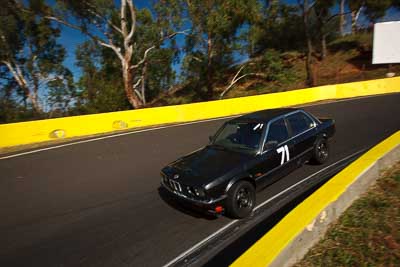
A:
[
  {"xmin": 264, "ymin": 140, "xmax": 278, "ymax": 151},
  {"xmin": 208, "ymin": 136, "xmax": 214, "ymax": 143}
]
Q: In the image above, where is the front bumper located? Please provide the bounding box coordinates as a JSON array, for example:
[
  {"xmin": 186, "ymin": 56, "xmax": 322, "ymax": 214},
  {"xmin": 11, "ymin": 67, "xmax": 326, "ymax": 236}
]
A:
[{"xmin": 160, "ymin": 180, "xmax": 226, "ymax": 214}]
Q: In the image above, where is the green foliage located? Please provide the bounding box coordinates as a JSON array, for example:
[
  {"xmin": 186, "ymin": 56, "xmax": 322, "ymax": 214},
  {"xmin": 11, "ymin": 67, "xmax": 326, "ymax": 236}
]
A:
[
  {"xmin": 349, "ymin": 0, "xmax": 392, "ymax": 22},
  {"xmin": 261, "ymin": 50, "xmax": 295, "ymax": 83},
  {"xmin": 329, "ymin": 32, "xmax": 373, "ymax": 52},
  {"xmin": 363, "ymin": 0, "xmax": 393, "ymax": 22},
  {"xmin": 0, "ymin": 0, "xmax": 74, "ymax": 122},
  {"xmin": 242, "ymin": 49, "xmax": 296, "ymax": 87},
  {"xmin": 247, "ymin": 3, "xmax": 305, "ymax": 54},
  {"xmin": 71, "ymin": 3, "xmax": 178, "ymax": 112},
  {"xmin": 47, "ymin": 69, "xmax": 77, "ymax": 117},
  {"xmin": 73, "ymin": 40, "xmax": 129, "ymax": 114},
  {"xmin": 180, "ymin": 0, "xmax": 261, "ymax": 97}
]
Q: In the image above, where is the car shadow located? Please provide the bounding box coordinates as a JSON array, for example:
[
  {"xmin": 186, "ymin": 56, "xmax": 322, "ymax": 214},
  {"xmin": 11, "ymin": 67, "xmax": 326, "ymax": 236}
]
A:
[{"xmin": 158, "ymin": 187, "xmax": 218, "ymax": 221}]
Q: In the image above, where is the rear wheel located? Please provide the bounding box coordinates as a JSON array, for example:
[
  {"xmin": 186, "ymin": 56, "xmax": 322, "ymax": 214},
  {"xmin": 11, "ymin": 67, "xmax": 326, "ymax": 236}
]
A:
[
  {"xmin": 311, "ymin": 138, "xmax": 329, "ymax": 164},
  {"xmin": 225, "ymin": 181, "xmax": 255, "ymax": 219}
]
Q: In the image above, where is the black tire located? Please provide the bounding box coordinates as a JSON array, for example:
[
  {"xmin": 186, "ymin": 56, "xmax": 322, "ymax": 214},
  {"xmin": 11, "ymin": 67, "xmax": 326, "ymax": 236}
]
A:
[
  {"xmin": 311, "ymin": 138, "xmax": 329, "ymax": 164},
  {"xmin": 225, "ymin": 180, "xmax": 255, "ymax": 219}
]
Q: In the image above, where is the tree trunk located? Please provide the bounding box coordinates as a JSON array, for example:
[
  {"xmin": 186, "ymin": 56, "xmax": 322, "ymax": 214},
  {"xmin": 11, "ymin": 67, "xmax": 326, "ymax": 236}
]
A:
[
  {"xmin": 206, "ymin": 37, "xmax": 214, "ymax": 99},
  {"xmin": 44, "ymin": 0, "xmax": 182, "ymax": 110},
  {"xmin": 30, "ymin": 93, "xmax": 42, "ymax": 114},
  {"xmin": 305, "ymin": 38, "xmax": 314, "ymax": 86},
  {"xmin": 122, "ymin": 62, "xmax": 143, "ymax": 108},
  {"xmin": 302, "ymin": 0, "xmax": 315, "ymax": 87},
  {"xmin": 2, "ymin": 60, "xmax": 43, "ymax": 113},
  {"xmin": 32, "ymin": 74, "xmax": 42, "ymax": 114},
  {"xmin": 351, "ymin": 7, "xmax": 362, "ymax": 34},
  {"xmin": 141, "ymin": 61, "xmax": 147, "ymax": 105},
  {"xmin": 339, "ymin": 0, "xmax": 345, "ymax": 36},
  {"xmin": 351, "ymin": 11, "xmax": 356, "ymax": 33},
  {"xmin": 321, "ymin": 33, "xmax": 327, "ymax": 60}
]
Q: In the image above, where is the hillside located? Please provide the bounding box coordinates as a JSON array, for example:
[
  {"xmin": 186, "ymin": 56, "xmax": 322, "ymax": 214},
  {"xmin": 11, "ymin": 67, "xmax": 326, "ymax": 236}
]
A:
[{"xmin": 151, "ymin": 32, "xmax": 400, "ymax": 107}]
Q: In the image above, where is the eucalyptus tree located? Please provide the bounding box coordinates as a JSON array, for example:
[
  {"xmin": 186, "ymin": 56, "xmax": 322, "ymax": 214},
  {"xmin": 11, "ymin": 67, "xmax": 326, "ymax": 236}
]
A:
[
  {"xmin": 0, "ymin": 0, "xmax": 69, "ymax": 115},
  {"xmin": 181, "ymin": 0, "xmax": 260, "ymax": 99},
  {"xmin": 298, "ymin": 0, "xmax": 316, "ymax": 86},
  {"xmin": 26, "ymin": 0, "xmax": 184, "ymax": 109},
  {"xmin": 314, "ymin": 0, "xmax": 341, "ymax": 59},
  {"xmin": 348, "ymin": 0, "xmax": 392, "ymax": 33},
  {"xmin": 363, "ymin": 0, "xmax": 392, "ymax": 23},
  {"xmin": 339, "ymin": 0, "xmax": 346, "ymax": 36},
  {"xmin": 247, "ymin": 2, "xmax": 304, "ymax": 54},
  {"xmin": 74, "ymin": 37, "xmax": 175, "ymax": 112}
]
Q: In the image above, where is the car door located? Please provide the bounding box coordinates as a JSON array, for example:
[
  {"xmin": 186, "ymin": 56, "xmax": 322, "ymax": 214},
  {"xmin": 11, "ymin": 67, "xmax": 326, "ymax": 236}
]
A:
[
  {"xmin": 285, "ymin": 111, "xmax": 317, "ymax": 163},
  {"xmin": 254, "ymin": 118, "xmax": 293, "ymax": 189}
]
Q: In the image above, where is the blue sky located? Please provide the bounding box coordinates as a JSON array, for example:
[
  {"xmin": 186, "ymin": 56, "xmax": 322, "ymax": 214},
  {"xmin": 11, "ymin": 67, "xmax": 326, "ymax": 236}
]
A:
[{"xmin": 58, "ymin": 0, "xmax": 400, "ymax": 81}]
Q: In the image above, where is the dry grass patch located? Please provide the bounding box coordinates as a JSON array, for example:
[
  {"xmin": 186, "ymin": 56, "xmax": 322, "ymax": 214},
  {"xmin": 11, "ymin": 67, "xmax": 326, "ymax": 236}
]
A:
[{"xmin": 295, "ymin": 161, "xmax": 400, "ymax": 267}]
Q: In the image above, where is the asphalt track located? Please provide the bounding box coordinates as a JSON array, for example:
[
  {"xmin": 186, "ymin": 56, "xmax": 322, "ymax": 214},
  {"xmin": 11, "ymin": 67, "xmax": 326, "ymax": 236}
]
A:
[{"xmin": 0, "ymin": 93, "xmax": 399, "ymax": 267}]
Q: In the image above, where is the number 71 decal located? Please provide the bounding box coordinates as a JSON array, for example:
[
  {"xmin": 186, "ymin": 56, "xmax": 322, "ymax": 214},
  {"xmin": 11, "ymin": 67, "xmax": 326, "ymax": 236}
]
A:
[{"xmin": 276, "ymin": 145, "xmax": 290, "ymax": 165}]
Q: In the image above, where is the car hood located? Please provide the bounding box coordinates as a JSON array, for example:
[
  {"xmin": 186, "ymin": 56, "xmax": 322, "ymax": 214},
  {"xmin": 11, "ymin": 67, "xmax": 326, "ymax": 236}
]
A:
[{"xmin": 163, "ymin": 146, "xmax": 253, "ymax": 187}]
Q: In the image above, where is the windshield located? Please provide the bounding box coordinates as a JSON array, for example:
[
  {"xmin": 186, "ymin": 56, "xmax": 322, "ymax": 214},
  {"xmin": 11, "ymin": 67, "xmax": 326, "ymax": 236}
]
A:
[{"xmin": 212, "ymin": 122, "xmax": 264, "ymax": 153}]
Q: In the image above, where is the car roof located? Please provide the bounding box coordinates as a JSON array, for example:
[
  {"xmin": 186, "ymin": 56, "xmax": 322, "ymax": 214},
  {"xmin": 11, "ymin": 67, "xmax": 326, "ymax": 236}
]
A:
[{"xmin": 229, "ymin": 108, "xmax": 300, "ymax": 123}]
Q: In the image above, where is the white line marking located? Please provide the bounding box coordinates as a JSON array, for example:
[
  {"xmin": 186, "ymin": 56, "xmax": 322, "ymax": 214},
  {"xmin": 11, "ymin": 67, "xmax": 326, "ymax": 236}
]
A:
[
  {"xmin": 2, "ymin": 92, "xmax": 389, "ymax": 160},
  {"xmin": 0, "ymin": 116, "xmax": 239, "ymax": 160},
  {"xmin": 161, "ymin": 219, "xmax": 239, "ymax": 267},
  {"xmin": 161, "ymin": 149, "xmax": 365, "ymax": 267},
  {"xmin": 254, "ymin": 149, "xmax": 364, "ymax": 211}
]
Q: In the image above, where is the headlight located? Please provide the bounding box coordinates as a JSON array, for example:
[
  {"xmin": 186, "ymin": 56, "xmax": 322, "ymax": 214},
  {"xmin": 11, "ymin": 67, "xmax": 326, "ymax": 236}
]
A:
[
  {"xmin": 194, "ymin": 187, "xmax": 205, "ymax": 197},
  {"xmin": 187, "ymin": 186, "xmax": 194, "ymax": 195}
]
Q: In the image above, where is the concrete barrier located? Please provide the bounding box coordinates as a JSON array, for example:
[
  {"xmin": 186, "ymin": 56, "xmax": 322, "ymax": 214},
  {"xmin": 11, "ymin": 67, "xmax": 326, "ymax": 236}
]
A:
[
  {"xmin": 0, "ymin": 77, "xmax": 399, "ymax": 149},
  {"xmin": 231, "ymin": 131, "xmax": 400, "ymax": 267}
]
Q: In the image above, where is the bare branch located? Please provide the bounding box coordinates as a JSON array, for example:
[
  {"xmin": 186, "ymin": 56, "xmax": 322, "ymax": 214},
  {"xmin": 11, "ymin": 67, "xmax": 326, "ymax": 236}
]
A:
[
  {"xmin": 130, "ymin": 30, "xmax": 190, "ymax": 70},
  {"xmin": 2, "ymin": 59, "xmax": 43, "ymax": 111},
  {"xmin": 161, "ymin": 30, "xmax": 190, "ymax": 42},
  {"xmin": 130, "ymin": 46, "xmax": 155, "ymax": 70},
  {"xmin": 220, "ymin": 65, "xmax": 267, "ymax": 99},
  {"xmin": 1, "ymin": 60, "xmax": 25, "ymax": 89},
  {"xmin": 44, "ymin": 16, "xmax": 124, "ymax": 63},
  {"xmin": 126, "ymin": 0, "xmax": 137, "ymax": 41},
  {"xmin": 83, "ymin": 1, "xmax": 123, "ymax": 35},
  {"xmin": 220, "ymin": 65, "xmax": 246, "ymax": 99},
  {"xmin": 191, "ymin": 56, "xmax": 203, "ymax": 62},
  {"xmin": 134, "ymin": 89, "xmax": 144, "ymax": 101},
  {"xmin": 97, "ymin": 41, "xmax": 124, "ymax": 63},
  {"xmin": 133, "ymin": 78, "xmax": 142, "ymax": 89},
  {"xmin": 232, "ymin": 65, "xmax": 246, "ymax": 83},
  {"xmin": 325, "ymin": 11, "xmax": 352, "ymax": 23},
  {"xmin": 121, "ymin": 0, "xmax": 128, "ymax": 36},
  {"xmin": 355, "ymin": 6, "xmax": 363, "ymax": 23},
  {"xmin": 298, "ymin": 0, "xmax": 316, "ymax": 14},
  {"xmin": 86, "ymin": 8, "xmax": 123, "ymax": 35}
]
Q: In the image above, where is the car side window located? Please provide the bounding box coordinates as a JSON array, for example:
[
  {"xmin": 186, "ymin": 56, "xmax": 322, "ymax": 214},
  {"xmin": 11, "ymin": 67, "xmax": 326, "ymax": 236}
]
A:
[
  {"xmin": 287, "ymin": 112, "xmax": 314, "ymax": 136},
  {"xmin": 265, "ymin": 119, "xmax": 289, "ymax": 145}
]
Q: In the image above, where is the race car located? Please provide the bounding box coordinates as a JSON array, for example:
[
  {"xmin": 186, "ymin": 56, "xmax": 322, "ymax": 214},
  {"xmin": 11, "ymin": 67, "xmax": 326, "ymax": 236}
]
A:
[{"xmin": 160, "ymin": 108, "xmax": 335, "ymax": 218}]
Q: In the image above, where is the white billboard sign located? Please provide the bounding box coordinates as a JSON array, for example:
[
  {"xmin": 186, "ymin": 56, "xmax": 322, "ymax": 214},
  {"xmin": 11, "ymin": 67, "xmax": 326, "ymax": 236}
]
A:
[{"xmin": 373, "ymin": 21, "xmax": 400, "ymax": 64}]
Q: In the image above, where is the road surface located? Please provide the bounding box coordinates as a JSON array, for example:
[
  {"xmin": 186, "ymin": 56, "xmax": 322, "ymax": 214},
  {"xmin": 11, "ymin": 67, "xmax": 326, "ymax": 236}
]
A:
[{"xmin": 0, "ymin": 94, "xmax": 399, "ymax": 266}]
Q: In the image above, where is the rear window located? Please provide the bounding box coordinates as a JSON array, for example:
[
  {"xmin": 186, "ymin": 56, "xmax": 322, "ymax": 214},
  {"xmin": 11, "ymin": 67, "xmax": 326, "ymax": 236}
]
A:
[{"xmin": 287, "ymin": 112, "xmax": 314, "ymax": 136}]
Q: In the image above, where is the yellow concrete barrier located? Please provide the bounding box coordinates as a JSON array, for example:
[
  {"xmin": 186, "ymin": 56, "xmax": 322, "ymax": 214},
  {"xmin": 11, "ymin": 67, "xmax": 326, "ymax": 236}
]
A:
[
  {"xmin": 231, "ymin": 131, "xmax": 400, "ymax": 267},
  {"xmin": 0, "ymin": 77, "xmax": 399, "ymax": 149}
]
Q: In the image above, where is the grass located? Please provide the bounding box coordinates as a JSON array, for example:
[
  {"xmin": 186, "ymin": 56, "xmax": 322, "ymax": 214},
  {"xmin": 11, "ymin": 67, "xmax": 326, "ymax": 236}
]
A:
[{"xmin": 295, "ymin": 161, "xmax": 400, "ymax": 267}]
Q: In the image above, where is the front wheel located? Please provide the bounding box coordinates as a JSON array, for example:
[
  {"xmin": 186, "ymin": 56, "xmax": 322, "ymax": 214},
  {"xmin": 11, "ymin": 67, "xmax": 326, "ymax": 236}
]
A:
[
  {"xmin": 311, "ymin": 138, "xmax": 329, "ymax": 164},
  {"xmin": 225, "ymin": 181, "xmax": 255, "ymax": 219}
]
